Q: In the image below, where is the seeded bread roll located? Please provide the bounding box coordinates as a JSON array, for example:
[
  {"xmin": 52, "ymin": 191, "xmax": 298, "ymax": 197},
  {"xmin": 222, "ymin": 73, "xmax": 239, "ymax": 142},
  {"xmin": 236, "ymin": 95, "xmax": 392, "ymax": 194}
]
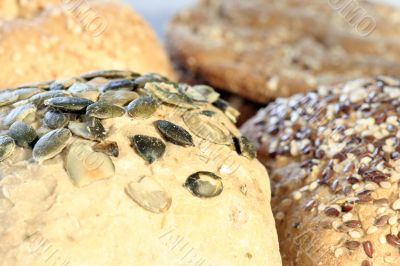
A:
[
  {"xmin": 0, "ymin": 0, "xmax": 59, "ymax": 18},
  {"xmin": 0, "ymin": 0, "xmax": 174, "ymax": 88},
  {"xmin": 241, "ymin": 77, "xmax": 400, "ymax": 265},
  {"xmin": 0, "ymin": 70, "xmax": 281, "ymax": 266},
  {"xmin": 167, "ymin": 0, "xmax": 400, "ymax": 103}
]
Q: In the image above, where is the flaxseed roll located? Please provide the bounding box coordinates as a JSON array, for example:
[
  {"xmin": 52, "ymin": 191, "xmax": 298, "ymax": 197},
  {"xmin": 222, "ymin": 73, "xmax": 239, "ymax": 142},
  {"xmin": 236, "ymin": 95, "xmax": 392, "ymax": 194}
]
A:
[
  {"xmin": 241, "ymin": 76, "xmax": 400, "ymax": 265},
  {"xmin": 167, "ymin": 0, "xmax": 400, "ymax": 103},
  {"xmin": 0, "ymin": 70, "xmax": 281, "ymax": 266},
  {"xmin": 0, "ymin": 0, "xmax": 174, "ymax": 88}
]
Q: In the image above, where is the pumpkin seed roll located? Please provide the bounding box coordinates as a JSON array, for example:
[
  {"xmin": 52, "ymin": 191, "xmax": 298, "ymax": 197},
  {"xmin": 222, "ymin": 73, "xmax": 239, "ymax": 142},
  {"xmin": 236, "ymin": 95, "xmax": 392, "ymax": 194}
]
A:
[
  {"xmin": 0, "ymin": 70, "xmax": 281, "ymax": 266},
  {"xmin": 242, "ymin": 76, "xmax": 400, "ymax": 265}
]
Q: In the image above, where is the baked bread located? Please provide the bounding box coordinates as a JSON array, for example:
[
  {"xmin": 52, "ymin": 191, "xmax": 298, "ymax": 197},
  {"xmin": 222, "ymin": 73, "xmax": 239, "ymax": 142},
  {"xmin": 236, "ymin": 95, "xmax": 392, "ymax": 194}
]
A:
[
  {"xmin": 0, "ymin": 70, "xmax": 281, "ymax": 266},
  {"xmin": 0, "ymin": 0, "xmax": 59, "ymax": 19},
  {"xmin": 242, "ymin": 76, "xmax": 400, "ymax": 265},
  {"xmin": 0, "ymin": 0, "xmax": 174, "ymax": 88},
  {"xmin": 167, "ymin": 0, "xmax": 400, "ymax": 103}
]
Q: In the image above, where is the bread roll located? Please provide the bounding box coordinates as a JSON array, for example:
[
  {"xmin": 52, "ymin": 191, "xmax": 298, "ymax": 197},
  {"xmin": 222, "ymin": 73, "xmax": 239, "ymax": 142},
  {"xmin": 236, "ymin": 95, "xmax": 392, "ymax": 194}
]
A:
[
  {"xmin": 0, "ymin": 0, "xmax": 59, "ymax": 18},
  {"xmin": 0, "ymin": 70, "xmax": 281, "ymax": 266},
  {"xmin": 242, "ymin": 76, "xmax": 400, "ymax": 265},
  {"xmin": 167, "ymin": 0, "xmax": 400, "ymax": 103},
  {"xmin": 0, "ymin": 0, "xmax": 174, "ymax": 88}
]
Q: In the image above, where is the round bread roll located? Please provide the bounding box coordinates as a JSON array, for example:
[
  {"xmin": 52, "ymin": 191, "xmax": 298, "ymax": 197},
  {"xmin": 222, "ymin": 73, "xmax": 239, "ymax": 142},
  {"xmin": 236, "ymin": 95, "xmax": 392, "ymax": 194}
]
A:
[
  {"xmin": 0, "ymin": 70, "xmax": 281, "ymax": 266},
  {"xmin": 0, "ymin": 0, "xmax": 174, "ymax": 88},
  {"xmin": 0, "ymin": 0, "xmax": 59, "ymax": 18},
  {"xmin": 167, "ymin": 0, "xmax": 400, "ymax": 103},
  {"xmin": 242, "ymin": 76, "xmax": 400, "ymax": 265}
]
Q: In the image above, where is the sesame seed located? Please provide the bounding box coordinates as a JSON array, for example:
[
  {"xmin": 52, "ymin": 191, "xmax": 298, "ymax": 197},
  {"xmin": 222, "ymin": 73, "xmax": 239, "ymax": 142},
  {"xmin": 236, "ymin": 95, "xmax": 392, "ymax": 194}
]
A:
[
  {"xmin": 281, "ymin": 198, "xmax": 292, "ymax": 207},
  {"xmin": 293, "ymin": 191, "xmax": 302, "ymax": 200},
  {"xmin": 308, "ymin": 181, "xmax": 318, "ymax": 191},
  {"xmin": 348, "ymin": 230, "xmax": 363, "ymax": 239},
  {"xmin": 342, "ymin": 213, "xmax": 353, "ymax": 222},
  {"xmin": 379, "ymin": 234, "xmax": 387, "ymax": 244},
  {"xmin": 388, "ymin": 216, "xmax": 398, "ymax": 225},
  {"xmin": 334, "ymin": 248, "xmax": 344, "ymax": 258},
  {"xmin": 367, "ymin": 226, "xmax": 378, "ymax": 234},
  {"xmin": 377, "ymin": 207, "xmax": 386, "ymax": 215},
  {"xmin": 392, "ymin": 199, "xmax": 400, "ymax": 210},
  {"xmin": 380, "ymin": 181, "xmax": 391, "ymax": 189},
  {"xmin": 275, "ymin": 212, "xmax": 285, "ymax": 220},
  {"xmin": 391, "ymin": 226, "xmax": 399, "ymax": 235}
]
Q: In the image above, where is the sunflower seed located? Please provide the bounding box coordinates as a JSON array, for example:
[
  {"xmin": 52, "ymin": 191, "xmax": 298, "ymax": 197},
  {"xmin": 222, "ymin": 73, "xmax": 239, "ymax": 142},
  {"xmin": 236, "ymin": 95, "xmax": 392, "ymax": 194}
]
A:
[
  {"xmin": 0, "ymin": 136, "xmax": 15, "ymax": 162},
  {"xmin": 0, "ymin": 91, "xmax": 19, "ymax": 107},
  {"xmin": 86, "ymin": 102, "xmax": 125, "ymax": 119},
  {"xmin": 9, "ymin": 121, "xmax": 38, "ymax": 148},
  {"xmin": 49, "ymin": 77, "xmax": 82, "ymax": 91},
  {"xmin": 43, "ymin": 109, "xmax": 70, "ymax": 129},
  {"xmin": 65, "ymin": 142, "xmax": 115, "ymax": 187},
  {"xmin": 93, "ymin": 141, "xmax": 119, "ymax": 157},
  {"xmin": 29, "ymin": 90, "xmax": 71, "ymax": 107},
  {"xmin": 192, "ymin": 85, "xmax": 220, "ymax": 103},
  {"xmin": 233, "ymin": 136, "xmax": 257, "ymax": 159},
  {"xmin": 80, "ymin": 70, "xmax": 139, "ymax": 80},
  {"xmin": 102, "ymin": 79, "xmax": 135, "ymax": 92},
  {"xmin": 184, "ymin": 171, "xmax": 223, "ymax": 198},
  {"xmin": 130, "ymin": 135, "xmax": 165, "ymax": 164},
  {"xmin": 183, "ymin": 111, "xmax": 231, "ymax": 145},
  {"xmin": 33, "ymin": 128, "xmax": 71, "ymax": 162},
  {"xmin": 4, "ymin": 104, "xmax": 37, "ymax": 126},
  {"xmin": 145, "ymin": 83, "xmax": 197, "ymax": 109},
  {"xmin": 98, "ymin": 90, "xmax": 139, "ymax": 106},
  {"xmin": 155, "ymin": 120, "xmax": 194, "ymax": 146},
  {"xmin": 125, "ymin": 177, "xmax": 171, "ymax": 213},
  {"xmin": 127, "ymin": 96, "xmax": 158, "ymax": 118},
  {"xmin": 44, "ymin": 96, "xmax": 94, "ymax": 111}
]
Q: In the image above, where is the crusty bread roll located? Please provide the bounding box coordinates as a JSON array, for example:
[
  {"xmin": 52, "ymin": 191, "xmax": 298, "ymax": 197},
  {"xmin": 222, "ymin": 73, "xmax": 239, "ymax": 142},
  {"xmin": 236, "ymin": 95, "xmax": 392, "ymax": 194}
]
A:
[
  {"xmin": 0, "ymin": 70, "xmax": 281, "ymax": 266},
  {"xmin": 0, "ymin": 0, "xmax": 59, "ymax": 18},
  {"xmin": 0, "ymin": 0, "xmax": 174, "ymax": 88},
  {"xmin": 242, "ymin": 76, "xmax": 400, "ymax": 265},
  {"xmin": 167, "ymin": 0, "xmax": 400, "ymax": 103}
]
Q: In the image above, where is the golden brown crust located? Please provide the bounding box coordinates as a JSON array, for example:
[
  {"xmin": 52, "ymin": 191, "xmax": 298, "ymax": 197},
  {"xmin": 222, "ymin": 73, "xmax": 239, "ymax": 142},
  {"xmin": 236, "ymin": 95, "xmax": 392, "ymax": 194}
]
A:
[
  {"xmin": 167, "ymin": 0, "xmax": 400, "ymax": 103},
  {"xmin": 0, "ymin": 71, "xmax": 281, "ymax": 266},
  {"xmin": 242, "ymin": 77, "xmax": 400, "ymax": 265},
  {"xmin": 0, "ymin": 0, "xmax": 174, "ymax": 88}
]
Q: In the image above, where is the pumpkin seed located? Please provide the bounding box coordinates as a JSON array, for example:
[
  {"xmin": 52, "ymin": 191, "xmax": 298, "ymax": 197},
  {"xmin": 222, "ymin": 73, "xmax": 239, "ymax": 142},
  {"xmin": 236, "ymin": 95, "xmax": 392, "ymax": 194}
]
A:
[
  {"xmin": 44, "ymin": 96, "xmax": 94, "ymax": 111},
  {"xmin": 16, "ymin": 80, "xmax": 53, "ymax": 90},
  {"xmin": 180, "ymin": 84, "xmax": 211, "ymax": 102},
  {"xmin": 93, "ymin": 141, "xmax": 119, "ymax": 157},
  {"xmin": 125, "ymin": 177, "xmax": 171, "ymax": 213},
  {"xmin": 80, "ymin": 70, "xmax": 139, "ymax": 80},
  {"xmin": 0, "ymin": 91, "xmax": 19, "ymax": 107},
  {"xmin": 86, "ymin": 102, "xmax": 125, "ymax": 119},
  {"xmin": 184, "ymin": 171, "xmax": 223, "ymax": 198},
  {"xmin": 102, "ymin": 79, "xmax": 135, "ymax": 92},
  {"xmin": 192, "ymin": 85, "xmax": 220, "ymax": 103},
  {"xmin": 33, "ymin": 128, "xmax": 71, "ymax": 162},
  {"xmin": 201, "ymin": 110, "xmax": 216, "ymax": 117},
  {"xmin": 13, "ymin": 87, "xmax": 44, "ymax": 100},
  {"xmin": 130, "ymin": 135, "xmax": 165, "ymax": 164},
  {"xmin": 65, "ymin": 142, "xmax": 115, "ymax": 187},
  {"xmin": 68, "ymin": 82, "xmax": 100, "ymax": 101},
  {"xmin": 4, "ymin": 104, "xmax": 37, "ymax": 126},
  {"xmin": 145, "ymin": 83, "xmax": 197, "ymax": 109},
  {"xmin": 213, "ymin": 99, "xmax": 240, "ymax": 123},
  {"xmin": 68, "ymin": 118, "xmax": 105, "ymax": 140},
  {"xmin": 0, "ymin": 136, "xmax": 15, "ymax": 162},
  {"xmin": 127, "ymin": 96, "xmax": 158, "ymax": 118},
  {"xmin": 43, "ymin": 109, "xmax": 70, "ymax": 129},
  {"xmin": 98, "ymin": 90, "xmax": 139, "ymax": 107},
  {"xmin": 154, "ymin": 120, "xmax": 194, "ymax": 146},
  {"xmin": 29, "ymin": 90, "xmax": 71, "ymax": 107},
  {"xmin": 9, "ymin": 121, "xmax": 38, "ymax": 148},
  {"xmin": 133, "ymin": 73, "xmax": 168, "ymax": 88},
  {"xmin": 86, "ymin": 118, "xmax": 106, "ymax": 140},
  {"xmin": 183, "ymin": 111, "xmax": 231, "ymax": 145},
  {"xmin": 233, "ymin": 136, "xmax": 257, "ymax": 159},
  {"xmin": 49, "ymin": 77, "xmax": 82, "ymax": 91}
]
